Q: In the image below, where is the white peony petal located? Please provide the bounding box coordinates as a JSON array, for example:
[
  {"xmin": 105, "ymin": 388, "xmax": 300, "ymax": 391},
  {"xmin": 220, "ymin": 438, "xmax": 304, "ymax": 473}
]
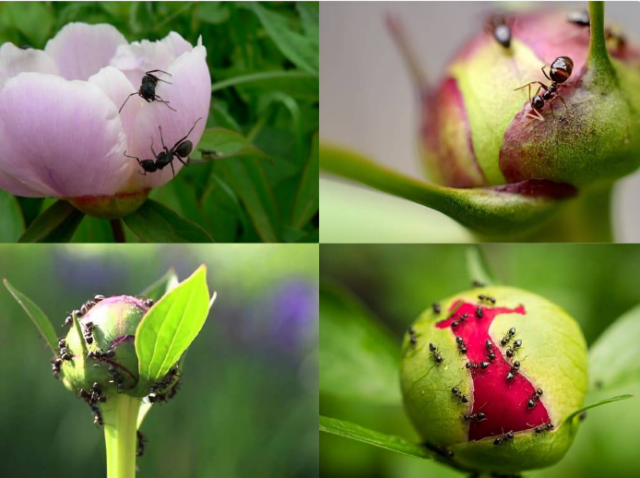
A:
[{"xmin": 0, "ymin": 43, "xmax": 59, "ymax": 90}]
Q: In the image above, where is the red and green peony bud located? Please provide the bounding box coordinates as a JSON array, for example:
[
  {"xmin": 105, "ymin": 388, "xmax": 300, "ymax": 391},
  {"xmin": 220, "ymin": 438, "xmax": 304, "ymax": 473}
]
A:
[
  {"xmin": 400, "ymin": 286, "xmax": 588, "ymax": 474},
  {"xmin": 58, "ymin": 295, "xmax": 180, "ymax": 405},
  {"xmin": 420, "ymin": 11, "xmax": 640, "ymax": 192}
]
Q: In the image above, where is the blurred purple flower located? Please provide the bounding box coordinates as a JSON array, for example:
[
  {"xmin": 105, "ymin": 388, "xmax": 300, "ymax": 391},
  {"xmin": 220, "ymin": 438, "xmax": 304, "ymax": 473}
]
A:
[{"xmin": 268, "ymin": 280, "xmax": 318, "ymax": 352}]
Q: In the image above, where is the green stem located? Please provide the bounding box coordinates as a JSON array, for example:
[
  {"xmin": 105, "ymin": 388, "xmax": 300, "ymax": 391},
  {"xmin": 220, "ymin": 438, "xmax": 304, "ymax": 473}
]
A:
[
  {"xmin": 588, "ymin": 1, "xmax": 616, "ymax": 81},
  {"xmin": 103, "ymin": 395, "xmax": 141, "ymax": 478},
  {"xmin": 110, "ymin": 220, "xmax": 126, "ymax": 243}
]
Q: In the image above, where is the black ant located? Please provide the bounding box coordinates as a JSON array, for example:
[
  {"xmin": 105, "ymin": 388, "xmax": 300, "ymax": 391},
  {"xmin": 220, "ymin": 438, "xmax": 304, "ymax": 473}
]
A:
[
  {"xmin": 51, "ymin": 357, "xmax": 62, "ymax": 378},
  {"xmin": 94, "ymin": 294, "xmax": 105, "ymax": 302},
  {"xmin": 567, "ymin": 11, "xmax": 627, "ymax": 53},
  {"xmin": 451, "ymin": 384, "xmax": 469, "ymax": 404},
  {"xmin": 567, "ymin": 10, "xmax": 590, "ymax": 27},
  {"xmin": 108, "ymin": 365, "xmax": 126, "ymax": 393},
  {"xmin": 83, "ymin": 321, "xmax": 95, "ymax": 345},
  {"xmin": 432, "ymin": 302, "xmax": 441, "ymax": 315},
  {"xmin": 515, "ymin": 56, "xmax": 573, "ymax": 121},
  {"xmin": 125, "ymin": 117, "xmax": 202, "ymax": 177},
  {"xmin": 478, "ymin": 295, "xmax": 496, "ymax": 305},
  {"xmin": 463, "ymin": 412, "xmax": 486, "ymax": 422},
  {"xmin": 91, "ymin": 403, "xmax": 104, "ymax": 426},
  {"xmin": 527, "ymin": 388, "xmax": 543, "ymax": 409},
  {"xmin": 62, "ymin": 314, "xmax": 73, "ymax": 328},
  {"xmin": 505, "ymin": 339, "xmax": 522, "ymax": 358},
  {"xmin": 472, "ymin": 280, "xmax": 485, "ymax": 288},
  {"xmin": 476, "ymin": 306, "xmax": 484, "ymax": 319},
  {"xmin": 493, "ymin": 431, "xmax": 514, "ymax": 446},
  {"xmin": 429, "ymin": 343, "xmax": 443, "ymax": 364},
  {"xmin": 430, "ymin": 444, "xmax": 454, "ymax": 458},
  {"xmin": 500, "ymin": 327, "xmax": 517, "ymax": 347},
  {"xmin": 119, "ymin": 70, "xmax": 177, "ymax": 114},
  {"xmin": 143, "ymin": 298, "xmax": 155, "ymax": 308},
  {"xmin": 535, "ymin": 422, "xmax": 554, "ymax": 433},
  {"xmin": 452, "ymin": 313, "xmax": 469, "ymax": 328},
  {"xmin": 506, "ymin": 360, "xmax": 521, "ymax": 381},
  {"xmin": 486, "ymin": 15, "xmax": 512, "ymax": 49},
  {"xmin": 88, "ymin": 349, "xmax": 116, "ymax": 360},
  {"xmin": 466, "ymin": 361, "xmax": 489, "ymax": 372},
  {"xmin": 408, "ymin": 327, "xmax": 417, "ymax": 346},
  {"xmin": 485, "ymin": 340, "xmax": 496, "ymax": 361},
  {"xmin": 75, "ymin": 308, "xmax": 84, "ymax": 319},
  {"xmin": 455, "ymin": 336, "xmax": 467, "ymax": 354},
  {"xmin": 137, "ymin": 431, "xmax": 148, "ymax": 457}
]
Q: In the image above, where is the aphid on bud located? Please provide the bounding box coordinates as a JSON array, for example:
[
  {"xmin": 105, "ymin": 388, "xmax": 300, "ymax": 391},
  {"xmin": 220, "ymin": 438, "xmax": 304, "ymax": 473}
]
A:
[
  {"xmin": 506, "ymin": 360, "xmax": 521, "ymax": 381},
  {"xmin": 429, "ymin": 343, "xmax": 443, "ymax": 364},
  {"xmin": 466, "ymin": 361, "xmax": 489, "ymax": 372},
  {"xmin": 455, "ymin": 336, "xmax": 467, "ymax": 354},
  {"xmin": 463, "ymin": 412, "xmax": 486, "ymax": 422},
  {"xmin": 451, "ymin": 385, "xmax": 469, "ymax": 404},
  {"xmin": 432, "ymin": 302, "xmax": 441, "ymax": 315},
  {"xmin": 527, "ymin": 388, "xmax": 543, "ymax": 409},
  {"xmin": 494, "ymin": 431, "xmax": 514, "ymax": 446},
  {"xmin": 535, "ymin": 422, "xmax": 554, "ymax": 433},
  {"xmin": 500, "ymin": 327, "xmax": 517, "ymax": 346},
  {"xmin": 408, "ymin": 327, "xmax": 417, "ymax": 346}
]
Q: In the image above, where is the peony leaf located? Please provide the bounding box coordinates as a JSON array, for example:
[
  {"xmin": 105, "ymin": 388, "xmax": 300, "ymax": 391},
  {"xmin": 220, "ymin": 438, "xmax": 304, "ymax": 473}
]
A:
[
  {"xmin": 0, "ymin": 190, "xmax": 25, "ymax": 242},
  {"xmin": 3, "ymin": 278, "xmax": 57, "ymax": 353},
  {"xmin": 139, "ymin": 268, "xmax": 180, "ymax": 302},
  {"xmin": 123, "ymin": 200, "xmax": 214, "ymax": 243},
  {"xmin": 565, "ymin": 394, "xmax": 634, "ymax": 424},
  {"xmin": 291, "ymin": 134, "xmax": 319, "ymax": 229},
  {"xmin": 320, "ymin": 144, "xmax": 570, "ymax": 239},
  {"xmin": 320, "ymin": 416, "xmax": 432, "ymax": 460},
  {"xmin": 18, "ymin": 200, "xmax": 84, "ymax": 243}
]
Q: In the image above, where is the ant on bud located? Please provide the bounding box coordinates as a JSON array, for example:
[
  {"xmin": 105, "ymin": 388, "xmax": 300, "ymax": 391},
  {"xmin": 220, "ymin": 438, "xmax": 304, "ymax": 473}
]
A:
[
  {"xmin": 83, "ymin": 321, "xmax": 95, "ymax": 345},
  {"xmin": 463, "ymin": 412, "xmax": 486, "ymax": 422},
  {"xmin": 506, "ymin": 361, "xmax": 521, "ymax": 381},
  {"xmin": 472, "ymin": 280, "xmax": 485, "ymax": 288},
  {"xmin": 62, "ymin": 315, "xmax": 73, "ymax": 328},
  {"xmin": 466, "ymin": 361, "xmax": 490, "ymax": 372},
  {"xmin": 431, "ymin": 444, "xmax": 454, "ymax": 458},
  {"xmin": 429, "ymin": 343, "xmax": 443, "ymax": 364},
  {"xmin": 137, "ymin": 431, "xmax": 148, "ymax": 457},
  {"xmin": 455, "ymin": 336, "xmax": 467, "ymax": 354},
  {"xmin": 535, "ymin": 422, "xmax": 554, "ymax": 433},
  {"xmin": 506, "ymin": 339, "xmax": 522, "ymax": 358},
  {"xmin": 432, "ymin": 302, "xmax": 441, "ymax": 315},
  {"xmin": 451, "ymin": 384, "xmax": 469, "ymax": 404},
  {"xmin": 143, "ymin": 298, "xmax": 155, "ymax": 308},
  {"xmin": 478, "ymin": 295, "xmax": 496, "ymax": 305},
  {"xmin": 408, "ymin": 327, "xmax": 418, "ymax": 346},
  {"xmin": 93, "ymin": 294, "xmax": 105, "ymax": 302},
  {"xmin": 88, "ymin": 349, "xmax": 116, "ymax": 360},
  {"xmin": 485, "ymin": 340, "xmax": 496, "ymax": 362},
  {"xmin": 500, "ymin": 327, "xmax": 517, "ymax": 347},
  {"xmin": 527, "ymin": 388, "xmax": 543, "ymax": 409},
  {"xmin": 51, "ymin": 357, "xmax": 62, "ymax": 378},
  {"xmin": 493, "ymin": 431, "xmax": 514, "ymax": 446}
]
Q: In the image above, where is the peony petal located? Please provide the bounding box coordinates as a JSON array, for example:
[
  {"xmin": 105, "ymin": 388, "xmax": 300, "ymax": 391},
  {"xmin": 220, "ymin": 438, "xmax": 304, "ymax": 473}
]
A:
[
  {"xmin": 0, "ymin": 43, "xmax": 59, "ymax": 90},
  {"xmin": 110, "ymin": 32, "xmax": 193, "ymax": 88},
  {"xmin": 126, "ymin": 44, "xmax": 211, "ymax": 189},
  {"xmin": 0, "ymin": 73, "xmax": 133, "ymax": 198},
  {"xmin": 45, "ymin": 23, "xmax": 127, "ymax": 81},
  {"xmin": 88, "ymin": 67, "xmax": 141, "ymax": 138}
]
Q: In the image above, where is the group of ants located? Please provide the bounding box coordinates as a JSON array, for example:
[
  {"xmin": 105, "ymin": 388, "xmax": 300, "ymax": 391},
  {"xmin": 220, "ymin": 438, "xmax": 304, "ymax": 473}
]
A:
[
  {"xmin": 487, "ymin": 10, "xmax": 627, "ymax": 122},
  {"xmin": 407, "ymin": 289, "xmax": 556, "ymax": 463},
  {"xmin": 51, "ymin": 294, "xmax": 182, "ymax": 458}
]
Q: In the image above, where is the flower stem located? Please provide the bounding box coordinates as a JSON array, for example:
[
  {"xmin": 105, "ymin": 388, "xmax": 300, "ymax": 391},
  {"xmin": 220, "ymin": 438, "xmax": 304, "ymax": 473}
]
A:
[
  {"xmin": 103, "ymin": 394, "xmax": 141, "ymax": 478},
  {"xmin": 588, "ymin": 1, "xmax": 616, "ymax": 82},
  {"xmin": 110, "ymin": 219, "xmax": 126, "ymax": 243}
]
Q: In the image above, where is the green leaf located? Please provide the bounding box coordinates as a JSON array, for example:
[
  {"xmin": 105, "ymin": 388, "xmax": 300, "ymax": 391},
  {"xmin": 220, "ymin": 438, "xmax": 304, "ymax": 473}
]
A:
[
  {"xmin": 139, "ymin": 269, "xmax": 180, "ymax": 302},
  {"xmin": 123, "ymin": 200, "xmax": 214, "ymax": 243},
  {"xmin": 291, "ymin": 134, "xmax": 318, "ymax": 229},
  {"xmin": 466, "ymin": 246, "xmax": 497, "ymax": 286},
  {"xmin": 320, "ymin": 144, "xmax": 569, "ymax": 240},
  {"xmin": 3, "ymin": 1, "xmax": 54, "ymax": 47},
  {"xmin": 0, "ymin": 190, "xmax": 25, "ymax": 242},
  {"xmin": 320, "ymin": 416, "xmax": 432, "ymax": 460},
  {"xmin": 218, "ymin": 158, "xmax": 281, "ymax": 243},
  {"xmin": 196, "ymin": 1, "xmax": 229, "ymax": 24},
  {"xmin": 565, "ymin": 394, "xmax": 634, "ymax": 423},
  {"xmin": 211, "ymin": 70, "xmax": 319, "ymax": 101},
  {"xmin": 296, "ymin": 2, "xmax": 319, "ymax": 46},
  {"xmin": 247, "ymin": 2, "xmax": 319, "ymax": 74},
  {"xmin": 196, "ymin": 127, "xmax": 271, "ymax": 162},
  {"xmin": 589, "ymin": 303, "xmax": 640, "ymax": 392},
  {"xmin": 135, "ymin": 265, "xmax": 213, "ymax": 383},
  {"xmin": 3, "ymin": 279, "xmax": 58, "ymax": 354},
  {"xmin": 320, "ymin": 282, "xmax": 401, "ymax": 406},
  {"xmin": 18, "ymin": 200, "xmax": 84, "ymax": 243}
]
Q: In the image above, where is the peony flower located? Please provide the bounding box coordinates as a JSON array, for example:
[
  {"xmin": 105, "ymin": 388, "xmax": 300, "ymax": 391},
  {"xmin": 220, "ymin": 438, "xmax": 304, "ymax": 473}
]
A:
[
  {"xmin": 0, "ymin": 23, "xmax": 211, "ymax": 218},
  {"xmin": 401, "ymin": 286, "xmax": 588, "ymax": 474}
]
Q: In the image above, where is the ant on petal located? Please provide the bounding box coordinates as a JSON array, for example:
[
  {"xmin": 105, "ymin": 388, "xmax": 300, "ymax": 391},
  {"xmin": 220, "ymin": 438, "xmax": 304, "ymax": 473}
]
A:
[
  {"xmin": 125, "ymin": 117, "xmax": 202, "ymax": 177},
  {"xmin": 119, "ymin": 70, "xmax": 177, "ymax": 114},
  {"xmin": 515, "ymin": 56, "xmax": 574, "ymax": 121}
]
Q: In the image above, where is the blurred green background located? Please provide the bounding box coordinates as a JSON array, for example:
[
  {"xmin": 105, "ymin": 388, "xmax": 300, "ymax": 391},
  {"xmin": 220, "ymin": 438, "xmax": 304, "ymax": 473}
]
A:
[
  {"xmin": 320, "ymin": 244, "xmax": 640, "ymax": 478},
  {"xmin": 0, "ymin": 244, "xmax": 318, "ymax": 477},
  {"xmin": 0, "ymin": 1, "xmax": 319, "ymax": 243}
]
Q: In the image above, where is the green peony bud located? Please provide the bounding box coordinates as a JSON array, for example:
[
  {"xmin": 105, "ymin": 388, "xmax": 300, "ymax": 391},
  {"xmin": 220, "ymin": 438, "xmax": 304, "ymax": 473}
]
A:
[{"xmin": 400, "ymin": 286, "xmax": 588, "ymax": 474}]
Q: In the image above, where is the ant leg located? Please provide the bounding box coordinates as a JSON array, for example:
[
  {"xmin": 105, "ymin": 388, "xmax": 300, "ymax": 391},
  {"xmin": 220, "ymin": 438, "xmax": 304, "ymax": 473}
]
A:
[
  {"xmin": 175, "ymin": 155, "xmax": 188, "ymax": 166},
  {"xmin": 146, "ymin": 69, "xmax": 172, "ymax": 77},
  {"xmin": 118, "ymin": 92, "xmax": 139, "ymax": 114},
  {"xmin": 549, "ymin": 100, "xmax": 556, "ymax": 118},
  {"xmin": 527, "ymin": 109, "xmax": 545, "ymax": 122},
  {"xmin": 170, "ymin": 160, "xmax": 176, "ymax": 178},
  {"xmin": 158, "ymin": 125, "xmax": 168, "ymax": 151},
  {"xmin": 514, "ymin": 81, "xmax": 547, "ymax": 92},
  {"xmin": 556, "ymin": 94, "xmax": 572, "ymax": 117},
  {"xmin": 541, "ymin": 66, "xmax": 551, "ymax": 81},
  {"xmin": 171, "ymin": 117, "xmax": 203, "ymax": 150},
  {"xmin": 154, "ymin": 95, "xmax": 177, "ymax": 112}
]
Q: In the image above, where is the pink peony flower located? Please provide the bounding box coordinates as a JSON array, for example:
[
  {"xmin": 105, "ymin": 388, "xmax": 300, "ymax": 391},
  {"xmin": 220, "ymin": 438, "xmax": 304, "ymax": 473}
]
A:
[{"xmin": 0, "ymin": 23, "xmax": 211, "ymax": 218}]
